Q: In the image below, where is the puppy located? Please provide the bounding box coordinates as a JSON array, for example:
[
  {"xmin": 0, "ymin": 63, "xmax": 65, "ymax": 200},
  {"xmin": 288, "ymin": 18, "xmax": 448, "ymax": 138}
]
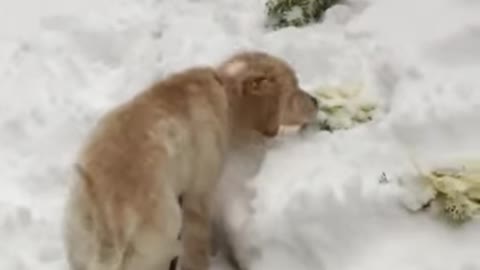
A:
[{"xmin": 63, "ymin": 51, "xmax": 318, "ymax": 270}]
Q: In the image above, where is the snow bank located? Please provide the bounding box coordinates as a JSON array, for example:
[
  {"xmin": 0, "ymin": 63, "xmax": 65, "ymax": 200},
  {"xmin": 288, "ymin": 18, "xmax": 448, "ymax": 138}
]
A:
[{"xmin": 1, "ymin": 0, "xmax": 479, "ymax": 269}]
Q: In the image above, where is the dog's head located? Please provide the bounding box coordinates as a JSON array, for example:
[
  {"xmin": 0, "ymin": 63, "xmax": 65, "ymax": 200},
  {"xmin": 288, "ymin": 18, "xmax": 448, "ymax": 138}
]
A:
[{"xmin": 219, "ymin": 51, "xmax": 318, "ymax": 137}]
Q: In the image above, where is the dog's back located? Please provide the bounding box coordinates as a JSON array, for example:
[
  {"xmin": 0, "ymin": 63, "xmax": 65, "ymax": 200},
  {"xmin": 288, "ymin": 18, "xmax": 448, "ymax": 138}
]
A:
[{"xmin": 64, "ymin": 67, "xmax": 229, "ymax": 270}]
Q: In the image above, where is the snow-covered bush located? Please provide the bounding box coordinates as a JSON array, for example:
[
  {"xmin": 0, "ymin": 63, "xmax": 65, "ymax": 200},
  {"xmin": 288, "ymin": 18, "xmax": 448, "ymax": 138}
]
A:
[
  {"xmin": 415, "ymin": 163, "xmax": 480, "ymax": 223},
  {"xmin": 301, "ymin": 83, "xmax": 378, "ymax": 132},
  {"xmin": 265, "ymin": 0, "xmax": 341, "ymax": 29}
]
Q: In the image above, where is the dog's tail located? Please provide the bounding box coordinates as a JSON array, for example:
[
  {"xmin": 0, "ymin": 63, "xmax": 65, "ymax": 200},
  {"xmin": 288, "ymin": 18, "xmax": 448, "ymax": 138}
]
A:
[{"xmin": 75, "ymin": 164, "xmax": 140, "ymax": 270}]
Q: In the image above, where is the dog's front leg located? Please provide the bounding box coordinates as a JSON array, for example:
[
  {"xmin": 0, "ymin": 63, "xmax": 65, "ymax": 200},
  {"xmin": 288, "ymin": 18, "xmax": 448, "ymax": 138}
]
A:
[{"xmin": 180, "ymin": 194, "xmax": 211, "ymax": 270}]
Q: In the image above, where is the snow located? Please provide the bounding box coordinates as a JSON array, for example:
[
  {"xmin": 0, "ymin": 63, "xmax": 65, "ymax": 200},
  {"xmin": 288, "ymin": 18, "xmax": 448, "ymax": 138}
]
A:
[{"xmin": 1, "ymin": 0, "xmax": 480, "ymax": 269}]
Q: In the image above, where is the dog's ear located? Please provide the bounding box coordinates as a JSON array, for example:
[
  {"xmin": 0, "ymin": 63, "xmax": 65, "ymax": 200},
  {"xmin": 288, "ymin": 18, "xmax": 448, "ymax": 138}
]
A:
[{"xmin": 243, "ymin": 74, "xmax": 274, "ymax": 96}]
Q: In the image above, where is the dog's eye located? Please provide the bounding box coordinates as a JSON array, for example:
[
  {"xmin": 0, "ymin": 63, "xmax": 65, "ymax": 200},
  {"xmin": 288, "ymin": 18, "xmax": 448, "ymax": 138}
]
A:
[
  {"xmin": 246, "ymin": 76, "xmax": 271, "ymax": 96},
  {"xmin": 253, "ymin": 77, "xmax": 269, "ymax": 86}
]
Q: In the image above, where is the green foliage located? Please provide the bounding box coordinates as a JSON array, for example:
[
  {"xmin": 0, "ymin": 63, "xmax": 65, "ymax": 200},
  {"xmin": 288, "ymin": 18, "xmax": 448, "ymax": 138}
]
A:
[
  {"xmin": 424, "ymin": 166, "xmax": 480, "ymax": 223},
  {"xmin": 265, "ymin": 0, "xmax": 341, "ymax": 29},
  {"xmin": 301, "ymin": 84, "xmax": 378, "ymax": 132},
  {"xmin": 408, "ymin": 160, "xmax": 480, "ymax": 224}
]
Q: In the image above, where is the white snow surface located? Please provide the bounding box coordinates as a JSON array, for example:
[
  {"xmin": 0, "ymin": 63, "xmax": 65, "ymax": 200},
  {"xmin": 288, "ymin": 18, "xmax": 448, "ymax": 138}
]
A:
[{"xmin": 1, "ymin": 0, "xmax": 480, "ymax": 269}]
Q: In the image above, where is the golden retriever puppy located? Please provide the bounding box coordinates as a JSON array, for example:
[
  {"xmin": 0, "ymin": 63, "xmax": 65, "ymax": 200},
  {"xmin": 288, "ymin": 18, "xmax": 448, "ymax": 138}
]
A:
[{"xmin": 63, "ymin": 51, "xmax": 318, "ymax": 270}]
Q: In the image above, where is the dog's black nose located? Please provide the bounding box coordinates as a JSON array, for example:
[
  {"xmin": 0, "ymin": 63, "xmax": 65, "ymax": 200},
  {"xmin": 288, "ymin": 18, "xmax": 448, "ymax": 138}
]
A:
[{"xmin": 309, "ymin": 95, "xmax": 319, "ymax": 108}]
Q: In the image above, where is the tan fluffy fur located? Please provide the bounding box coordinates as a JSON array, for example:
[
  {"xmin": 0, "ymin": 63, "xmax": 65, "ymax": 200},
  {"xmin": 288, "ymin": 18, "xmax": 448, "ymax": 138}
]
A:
[{"xmin": 63, "ymin": 51, "xmax": 318, "ymax": 270}]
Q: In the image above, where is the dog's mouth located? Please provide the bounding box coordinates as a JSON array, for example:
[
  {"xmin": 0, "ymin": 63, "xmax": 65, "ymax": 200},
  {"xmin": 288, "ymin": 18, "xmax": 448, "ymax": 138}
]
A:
[{"xmin": 261, "ymin": 126, "xmax": 279, "ymax": 137}]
